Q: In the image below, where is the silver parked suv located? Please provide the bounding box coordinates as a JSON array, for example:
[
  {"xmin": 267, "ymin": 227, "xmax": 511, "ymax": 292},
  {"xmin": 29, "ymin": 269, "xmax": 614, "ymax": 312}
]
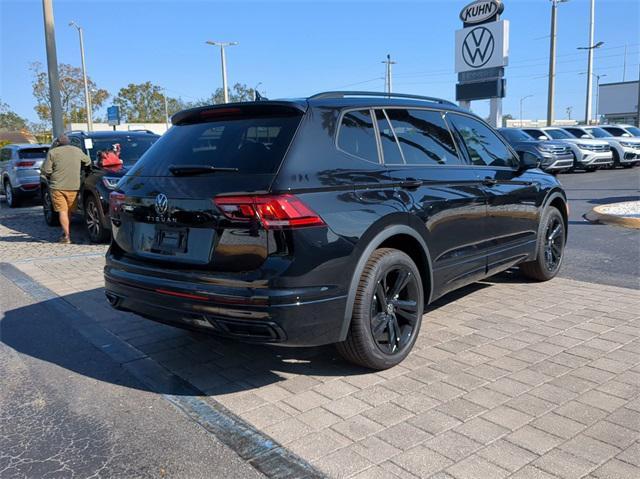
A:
[
  {"xmin": 523, "ymin": 127, "xmax": 613, "ymax": 172},
  {"xmin": 0, "ymin": 143, "xmax": 49, "ymax": 207},
  {"xmin": 562, "ymin": 126, "xmax": 640, "ymax": 168}
]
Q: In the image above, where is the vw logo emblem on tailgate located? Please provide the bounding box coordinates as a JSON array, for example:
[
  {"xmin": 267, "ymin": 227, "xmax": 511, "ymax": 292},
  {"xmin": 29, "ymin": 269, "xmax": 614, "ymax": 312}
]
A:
[{"xmin": 154, "ymin": 193, "xmax": 168, "ymax": 215}]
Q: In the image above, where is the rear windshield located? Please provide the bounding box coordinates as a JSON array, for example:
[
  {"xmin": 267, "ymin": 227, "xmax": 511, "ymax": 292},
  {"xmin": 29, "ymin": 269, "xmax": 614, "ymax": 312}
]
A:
[
  {"xmin": 18, "ymin": 147, "xmax": 48, "ymax": 159},
  {"xmin": 87, "ymin": 136, "xmax": 158, "ymax": 166},
  {"xmin": 127, "ymin": 113, "xmax": 302, "ymax": 176}
]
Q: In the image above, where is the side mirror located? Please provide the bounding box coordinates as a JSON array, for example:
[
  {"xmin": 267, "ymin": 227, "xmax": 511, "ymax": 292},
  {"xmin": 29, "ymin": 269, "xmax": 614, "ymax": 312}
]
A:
[
  {"xmin": 538, "ymin": 135, "xmax": 547, "ymax": 141},
  {"xmin": 622, "ymin": 133, "xmax": 632, "ymax": 137},
  {"xmin": 581, "ymin": 134, "xmax": 590, "ymax": 139},
  {"xmin": 519, "ymin": 152, "xmax": 540, "ymax": 171}
]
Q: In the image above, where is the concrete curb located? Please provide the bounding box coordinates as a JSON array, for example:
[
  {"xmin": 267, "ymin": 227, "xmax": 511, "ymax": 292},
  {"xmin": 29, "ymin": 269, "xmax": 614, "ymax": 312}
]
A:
[{"xmin": 590, "ymin": 204, "xmax": 640, "ymax": 229}]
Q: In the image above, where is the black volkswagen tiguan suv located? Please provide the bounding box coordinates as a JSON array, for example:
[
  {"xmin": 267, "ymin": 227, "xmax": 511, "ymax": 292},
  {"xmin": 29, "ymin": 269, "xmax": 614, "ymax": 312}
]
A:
[{"xmin": 105, "ymin": 92, "xmax": 568, "ymax": 369}]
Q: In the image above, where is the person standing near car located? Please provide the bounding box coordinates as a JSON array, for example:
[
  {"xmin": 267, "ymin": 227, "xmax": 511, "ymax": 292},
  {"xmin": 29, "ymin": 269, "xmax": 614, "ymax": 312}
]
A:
[{"xmin": 41, "ymin": 134, "xmax": 91, "ymax": 243}]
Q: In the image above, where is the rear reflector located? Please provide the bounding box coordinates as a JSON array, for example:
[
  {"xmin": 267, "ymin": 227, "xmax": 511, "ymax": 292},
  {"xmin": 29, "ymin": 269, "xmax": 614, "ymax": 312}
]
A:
[
  {"xmin": 16, "ymin": 161, "xmax": 36, "ymax": 167},
  {"xmin": 155, "ymin": 288, "xmax": 209, "ymax": 301},
  {"xmin": 214, "ymin": 194, "xmax": 325, "ymax": 229},
  {"xmin": 20, "ymin": 183, "xmax": 39, "ymax": 190}
]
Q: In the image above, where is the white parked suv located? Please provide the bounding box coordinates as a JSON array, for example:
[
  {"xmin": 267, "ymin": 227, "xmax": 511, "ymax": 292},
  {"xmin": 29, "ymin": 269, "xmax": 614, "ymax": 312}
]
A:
[
  {"xmin": 0, "ymin": 143, "xmax": 49, "ymax": 207},
  {"xmin": 600, "ymin": 124, "xmax": 640, "ymax": 139},
  {"xmin": 523, "ymin": 127, "xmax": 613, "ymax": 172},
  {"xmin": 562, "ymin": 126, "xmax": 640, "ymax": 168}
]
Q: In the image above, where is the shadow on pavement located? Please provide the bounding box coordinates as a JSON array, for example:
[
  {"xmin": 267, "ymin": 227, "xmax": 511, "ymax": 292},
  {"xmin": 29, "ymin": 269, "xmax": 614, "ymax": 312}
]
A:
[
  {"xmin": 2, "ymin": 271, "xmax": 521, "ymax": 397},
  {"xmin": 0, "ymin": 206, "xmax": 93, "ymax": 245}
]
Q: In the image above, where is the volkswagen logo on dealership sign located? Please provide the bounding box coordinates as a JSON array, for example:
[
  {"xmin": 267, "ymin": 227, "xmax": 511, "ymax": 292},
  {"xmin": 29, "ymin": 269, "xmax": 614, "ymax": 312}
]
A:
[
  {"xmin": 460, "ymin": 0, "xmax": 503, "ymax": 25},
  {"xmin": 462, "ymin": 27, "xmax": 495, "ymax": 68},
  {"xmin": 154, "ymin": 193, "xmax": 168, "ymax": 216}
]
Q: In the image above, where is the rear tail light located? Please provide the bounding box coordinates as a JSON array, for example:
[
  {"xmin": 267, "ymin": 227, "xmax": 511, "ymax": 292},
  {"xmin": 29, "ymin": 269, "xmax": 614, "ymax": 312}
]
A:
[
  {"xmin": 16, "ymin": 161, "xmax": 36, "ymax": 168},
  {"xmin": 109, "ymin": 191, "xmax": 125, "ymax": 216},
  {"xmin": 214, "ymin": 194, "xmax": 325, "ymax": 229}
]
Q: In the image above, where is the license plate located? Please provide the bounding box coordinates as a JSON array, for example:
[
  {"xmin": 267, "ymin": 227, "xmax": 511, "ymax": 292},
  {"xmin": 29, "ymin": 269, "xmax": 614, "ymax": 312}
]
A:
[{"xmin": 153, "ymin": 227, "xmax": 187, "ymax": 253}]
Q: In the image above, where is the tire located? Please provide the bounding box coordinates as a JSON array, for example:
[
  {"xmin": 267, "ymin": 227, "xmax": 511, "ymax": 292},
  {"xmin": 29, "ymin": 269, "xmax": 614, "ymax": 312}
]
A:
[
  {"xmin": 520, "ymin": 206, "xmax": 566, "ymax": 281},
  {"xmin": 612, "ymin": 150, "xmax": 620, "ymax": 168},
  {"xmin": 42, "ymin": 186, "xmax": 60, "ymax": 226},
  {"xmin": 336, "ymin": 248, "xmax": 424, "ymax": 370},
  {"xmin": 623, "ymin": 164, "xmax": 633, "ymax": 169},
  {"xmin": 84, "ymin": 195, "xmax": 109, "ymax": 243},
  {"xmin": 3, "ymin": 179, "xmax": 20, "ymax": 208}
]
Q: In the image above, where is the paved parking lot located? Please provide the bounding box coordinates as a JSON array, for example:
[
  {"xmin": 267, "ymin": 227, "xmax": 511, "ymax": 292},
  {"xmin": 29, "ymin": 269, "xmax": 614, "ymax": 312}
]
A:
[{"xmin": 1, "ymin": 170, "xmax": 639, "ymax": 479}]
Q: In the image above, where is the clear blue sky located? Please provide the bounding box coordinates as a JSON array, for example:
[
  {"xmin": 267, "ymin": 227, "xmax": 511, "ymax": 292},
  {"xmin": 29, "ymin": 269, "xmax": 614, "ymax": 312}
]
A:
[{"xmin": 1, "ymin": 0, "xmax": 638, "ymax": 123}]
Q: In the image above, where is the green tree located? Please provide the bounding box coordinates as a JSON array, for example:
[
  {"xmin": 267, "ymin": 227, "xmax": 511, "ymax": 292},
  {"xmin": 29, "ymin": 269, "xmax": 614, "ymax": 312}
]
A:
[
  {"xmin": 194, "ymin": 83, "xmax": 256, "ymax": 106},
  {"xmin": 113, "ymin": 82, "xmax": 187, "ymax": 122},
  {"xmin": 0, "ymin": 99, "xmax": 28, "ymax": 130},
  {"xmin": 31, "ymin": 62, "xmax": 109, "ymax": 125}
]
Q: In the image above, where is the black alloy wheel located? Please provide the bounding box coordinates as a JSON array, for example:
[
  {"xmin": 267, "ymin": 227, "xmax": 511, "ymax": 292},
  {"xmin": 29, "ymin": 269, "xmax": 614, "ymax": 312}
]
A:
[
  {"xmin": 370, "ymin": 266, "xmax": 421, "ymax": 355},
  {"xmin": 520, "ymin": 206, "xmax": 565, "ymax": 281},
  {"xmin": 337, "ymin": 248, "xmax": 424, "ymax": 370},
  {"xmin": 42, "ymin": 187, "xmax": 59, "ymax": 226},
  {"xmin": 85, "ymin": 195, "xmax": 108, "ymax": 242}
]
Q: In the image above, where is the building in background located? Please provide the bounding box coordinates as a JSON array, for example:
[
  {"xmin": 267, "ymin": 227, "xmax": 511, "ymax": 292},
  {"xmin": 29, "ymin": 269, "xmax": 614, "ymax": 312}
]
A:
[
  {"xmin": 598, "ymin": 80, "xmax": 640, "ymax": 125},
  {"xmin": 505, "ymin": 119, "xmax": 578, "ymax": 128},
  {"xmin": 67, "ymin": 122, "xmax": 169, "ymax": 135}
]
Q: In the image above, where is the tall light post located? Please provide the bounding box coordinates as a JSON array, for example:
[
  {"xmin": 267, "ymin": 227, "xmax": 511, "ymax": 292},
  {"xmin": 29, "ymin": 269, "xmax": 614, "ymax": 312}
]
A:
[
  {"xmin": 69, "ymin": 21, "xmax": 92, "ymax": 131},
  {"xmin": 520, "ymin": 95, "xmax": 533, "ymax": 127},
  {"xmin": 162, "ymin": 88, "xmax": 170, "ymax": 130},
  {"xmin": 206, "ymin": 40, "xmax": 238, "ymax": 103},
  {"xmin": 578, "ymin": 0, "xmax": 603, "ymax": 124},
  {"xmin": 254, "ymin": 82, "xmax": 262, "ymax": 101},
  {"xmin": 580, "ymin": 72, "xmax": 607, "ymax": 123},
  {"xmin": 547, "ymin": 0, "xmax": 569, "ymax": 127},
  {"xmin": 42, "ymin": 0, "xmax": 64, "ymax": 137}
]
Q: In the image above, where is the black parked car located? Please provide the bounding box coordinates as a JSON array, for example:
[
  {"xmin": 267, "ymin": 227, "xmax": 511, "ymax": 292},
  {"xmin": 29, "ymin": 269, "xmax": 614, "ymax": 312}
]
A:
[
  {"xmin": 497, "ymin": 128, "xmax": 574, "ymax": 174},
  {"xmin": 105, "ymin": 92, "xmax": 568, "ymax": 369},
  {"xmin": 42, "ymin": 130, "xmax": 159, "ymax": 242}
]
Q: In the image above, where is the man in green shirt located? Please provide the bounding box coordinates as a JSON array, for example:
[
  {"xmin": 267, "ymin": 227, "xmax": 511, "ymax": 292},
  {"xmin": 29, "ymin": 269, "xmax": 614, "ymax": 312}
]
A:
[{"xmin": 42, "ymin": 134, "xmax": 91, "ymax": 243}]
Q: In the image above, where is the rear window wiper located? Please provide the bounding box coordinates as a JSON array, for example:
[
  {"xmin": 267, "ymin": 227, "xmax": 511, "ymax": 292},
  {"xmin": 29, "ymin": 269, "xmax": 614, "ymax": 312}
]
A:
[{"xmin": 168, "ymin": 164, "xmax": 239, "ymax": 176}]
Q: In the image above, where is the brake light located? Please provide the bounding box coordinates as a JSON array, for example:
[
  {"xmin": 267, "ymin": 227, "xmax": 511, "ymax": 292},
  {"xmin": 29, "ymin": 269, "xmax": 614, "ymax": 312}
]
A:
[
  {"xmin": 16, "ymin": 161, "xmax": 36, "ymax": 167},
  {"xmin": 214, "ymin": 194, "xmax": 325, "ymax": 229},
  {"xmin": 109, "ymin": 191, "xmax": 125, "ymax": 216}
]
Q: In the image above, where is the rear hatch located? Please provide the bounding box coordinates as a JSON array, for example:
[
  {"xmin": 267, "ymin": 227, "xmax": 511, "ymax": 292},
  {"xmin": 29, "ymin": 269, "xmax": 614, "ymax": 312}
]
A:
[
  {"xmin": 16, "ymin": 146, "xmax": 48, "ymax": 180},
  {"xmin": 111, "ymin": 103, "xmax": 307, "ymax": 272}
]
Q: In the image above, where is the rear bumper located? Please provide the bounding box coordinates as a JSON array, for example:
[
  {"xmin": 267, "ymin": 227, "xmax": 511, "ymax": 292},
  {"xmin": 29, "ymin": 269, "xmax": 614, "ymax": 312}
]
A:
[{"xmin": 104, "ymin": 259, "xmax": 348, "ymax": 347}]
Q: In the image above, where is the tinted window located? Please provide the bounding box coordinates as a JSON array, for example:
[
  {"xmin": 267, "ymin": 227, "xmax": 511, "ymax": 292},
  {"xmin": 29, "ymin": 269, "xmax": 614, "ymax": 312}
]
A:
[
  {"xmin": 129, "ymin": 114, "xmax": 302, "ymax": 176},
  {"xmin": 601, "ymin": 126, "xmax": 627, "ymax": 137},
  {"xmin": 564, "ymin": 128, "xmax": 587, "ymax": 138},
  {"xmin": 338, "ymin": 109, "xmax": 378, "ymax": 162},
  {"xmin": 18, "ymin": 147, "xmax": 49, "ymax": 159},
  {"xmin": 624, "ymin": 126, "xmax": 640, "ymax": 136},
  {"xmin": 545, "ymin": 129, "xmax": 573, "ymax": 140},
  {"xmin": 0, "ymin": 148, "xmax": 10, "ymax": 161},
  {"xmin": 374, "ymin": 110, "xmax": 404, "ymax": 164},
  {"xmin": 88, "ymin": 136, "xmax": 158, "ymax": 166},
  {"xmin": 383, "ymin": 109, "xmax": 461, "ymax": 165},
  {"xmin": 499, "ymin": 129, "xmax": 534, "ymax": 143},
  {"xmin": 449, "ymin": 114, "xmax": 518, "ymax": 167},
  {"xmin": 524, "ymin": 129, "xmax": 547, "ymax": 139}
]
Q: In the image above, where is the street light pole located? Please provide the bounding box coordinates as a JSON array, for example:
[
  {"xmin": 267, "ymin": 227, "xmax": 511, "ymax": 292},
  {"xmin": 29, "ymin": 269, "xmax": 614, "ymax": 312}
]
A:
[
  {"xmin": 69, "ymin": 21, "xmax": 92, "ymax": 131},
  {"xmin": 162, "ymin": 89, "xmax": 170, "ymax": 130},
  {"xmin": 546, "ymin": 0, "xmax": 567, "ymax": 126},
  {"xmin": 581, "ymin": 0, "xmax": 600, "ymax": 124},
  {"xmin": 206, "ymin": 41, "xmax": 238, "ymax": 103},
  {"xmin": 520, "ymin": 95, "xmax": 533, "ymax": 127},
  {"xmin": 42, "ymin": 0, "xmax": 64, "ymax": 137},
  {"xmin": 595, "ymin": 74, "xmax": 606, "ymax": 124}
]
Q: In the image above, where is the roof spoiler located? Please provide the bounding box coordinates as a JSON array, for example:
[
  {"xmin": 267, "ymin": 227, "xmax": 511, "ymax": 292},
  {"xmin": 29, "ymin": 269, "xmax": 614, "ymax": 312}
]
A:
[{"xmin": 171, "ymin": 101, "xmax": 307, "ymax": 126}]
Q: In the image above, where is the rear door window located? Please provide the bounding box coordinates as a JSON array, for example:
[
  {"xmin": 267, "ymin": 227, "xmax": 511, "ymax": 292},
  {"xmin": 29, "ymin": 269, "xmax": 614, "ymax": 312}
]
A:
[
  {"xmin": 337, "ymin": 109, "xmax": 379, "ymax": 162},
  {"xmin": 129, "ymin": 113, "xmax": 302, "ymax": 176},
  {"xmin": 383, "ymin": 109, "xmax": 461, "ymax": 166},
  {"xmin": 448, "ymin": 114, "xmax": 519, "ymax": 167},
  {"xmin": 374, "ymin": 110, "xmax": 404, "ymax": 164}
]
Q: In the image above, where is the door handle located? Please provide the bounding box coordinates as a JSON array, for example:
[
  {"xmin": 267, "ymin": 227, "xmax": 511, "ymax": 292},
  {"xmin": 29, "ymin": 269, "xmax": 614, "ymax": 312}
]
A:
[
  {"xmin": 482, "ymin": 177, "xmax": 498, "ymax": 187},
  {"xmin": 399, "ymin": 178, "xmax": 422, "ymax": 190}
]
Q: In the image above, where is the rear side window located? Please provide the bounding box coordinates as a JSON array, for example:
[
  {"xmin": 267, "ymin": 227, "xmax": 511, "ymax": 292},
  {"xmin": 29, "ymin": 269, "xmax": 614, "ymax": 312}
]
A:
[
  {"xmin": 128, "ymin": 113, "xmax": 302, "ymax": 176},
  {"xmin": 337, "ymin": 109, "xmax": 378, "ymax": 162},
  {"xmin": 18, "ymin": 147, "xmax": 49, "ymax": 159},
  {"xmin": 448, "ymin": 114, "xmax": 518, "ymax": 167},
  {"xmin": 383, "ymin": 109, "xmax": 461, "ymax": 166},
  {"xmin": 375, "ymin": 110, "xmax": 404, "ymax": 164}
]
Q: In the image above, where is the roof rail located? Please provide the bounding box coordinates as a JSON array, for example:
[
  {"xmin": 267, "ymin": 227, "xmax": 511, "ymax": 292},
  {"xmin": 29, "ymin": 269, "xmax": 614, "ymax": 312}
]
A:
[{"xmin": 308, "ymin": 91, "xmax": 457, "ymax": 106}]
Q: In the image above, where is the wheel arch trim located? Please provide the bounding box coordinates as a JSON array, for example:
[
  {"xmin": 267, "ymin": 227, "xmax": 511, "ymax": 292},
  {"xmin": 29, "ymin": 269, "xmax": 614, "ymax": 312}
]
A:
[{"xmin": 338, "ymin": 224, "xmax": 434, "ymax": 342}]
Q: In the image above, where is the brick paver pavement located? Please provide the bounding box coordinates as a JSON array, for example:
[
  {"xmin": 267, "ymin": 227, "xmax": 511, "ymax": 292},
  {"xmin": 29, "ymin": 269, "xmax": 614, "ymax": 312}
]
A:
[{"xmin": 2, "ymin": 204, "xmax": 639, "ymax": 479}]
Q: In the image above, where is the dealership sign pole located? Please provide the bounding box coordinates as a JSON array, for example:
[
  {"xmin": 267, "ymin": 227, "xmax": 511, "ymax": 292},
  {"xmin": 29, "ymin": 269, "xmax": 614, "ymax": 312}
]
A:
[{"xmin": 455, "ymin": 0, "xmax": 509, "ymax": 127}]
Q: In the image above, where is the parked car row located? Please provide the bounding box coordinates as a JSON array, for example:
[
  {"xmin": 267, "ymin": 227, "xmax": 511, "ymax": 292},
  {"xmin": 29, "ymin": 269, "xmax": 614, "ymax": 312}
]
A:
[{"xmin": 497, "ymin": 124, "xmax": 640, "ymax": 174}]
